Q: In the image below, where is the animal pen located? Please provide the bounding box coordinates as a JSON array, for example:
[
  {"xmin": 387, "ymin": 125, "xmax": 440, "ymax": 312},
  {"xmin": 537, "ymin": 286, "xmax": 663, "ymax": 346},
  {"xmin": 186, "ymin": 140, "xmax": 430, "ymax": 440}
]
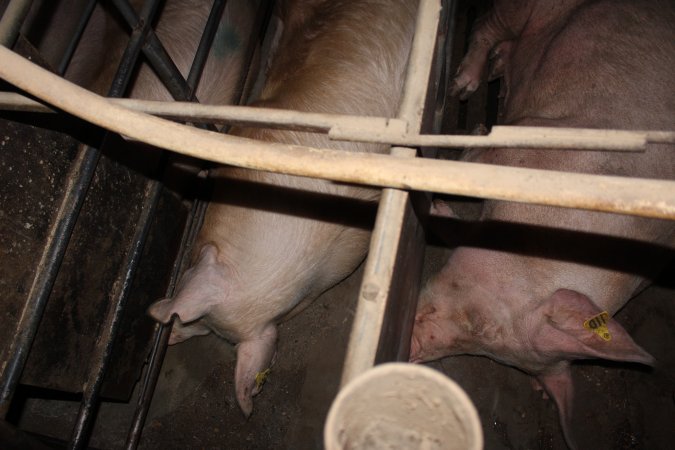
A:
[{"xmin": 0, "ymin": 0, "xmax": 673, "ymax": 448}]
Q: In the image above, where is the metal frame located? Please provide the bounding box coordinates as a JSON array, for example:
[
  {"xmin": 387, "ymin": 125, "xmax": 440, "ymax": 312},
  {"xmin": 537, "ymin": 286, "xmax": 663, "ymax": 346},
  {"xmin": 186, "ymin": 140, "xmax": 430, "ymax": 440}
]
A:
[
  {"xmin": 0, "ymin": 0, "xmax": 673, "ymax": 447},
  {"xmin": 0, "ymin": 0, "xmax": 272, "ymax": 448}
]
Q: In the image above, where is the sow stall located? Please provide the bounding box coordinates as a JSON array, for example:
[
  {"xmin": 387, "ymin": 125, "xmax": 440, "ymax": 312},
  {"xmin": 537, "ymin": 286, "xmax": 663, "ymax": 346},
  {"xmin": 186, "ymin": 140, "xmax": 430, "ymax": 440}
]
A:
[{"xmin": 0, "ymin": 0, "xmax": 673, "ymax": 448}]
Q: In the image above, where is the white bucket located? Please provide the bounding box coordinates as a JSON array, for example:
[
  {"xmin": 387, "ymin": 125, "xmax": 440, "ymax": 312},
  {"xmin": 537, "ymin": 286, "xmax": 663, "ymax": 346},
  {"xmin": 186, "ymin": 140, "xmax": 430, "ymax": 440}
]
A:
[{"xmin": 324, "ymin": 363, "xmax": 483, "ymax": 450}]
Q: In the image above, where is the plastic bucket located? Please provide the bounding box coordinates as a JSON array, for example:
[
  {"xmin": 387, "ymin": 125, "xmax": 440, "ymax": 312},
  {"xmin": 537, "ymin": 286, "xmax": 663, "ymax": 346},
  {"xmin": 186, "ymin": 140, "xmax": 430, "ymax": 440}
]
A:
[{"xmin": 324, "ymin": 363, "xmax": 483, "ymax": 450}]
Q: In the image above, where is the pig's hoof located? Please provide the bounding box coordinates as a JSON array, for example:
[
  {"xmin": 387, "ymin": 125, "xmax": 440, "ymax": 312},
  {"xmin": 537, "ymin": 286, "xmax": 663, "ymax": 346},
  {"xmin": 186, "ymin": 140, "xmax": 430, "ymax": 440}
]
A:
[
  {"xmin": 450, "ymin": 73, "xmax": 481, "ymax": 100},
  {"xmin": 487, "ymin": 41, "xmax": 512, "ymax": 81}
]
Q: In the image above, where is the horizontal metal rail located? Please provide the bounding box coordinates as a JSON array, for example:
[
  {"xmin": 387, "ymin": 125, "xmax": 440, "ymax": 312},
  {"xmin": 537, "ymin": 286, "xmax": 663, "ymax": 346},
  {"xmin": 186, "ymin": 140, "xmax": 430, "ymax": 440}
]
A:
[
  {"xmin": 2, "ymin": 92, "xmax": 674, "ymax": 151},
  {"xmin": 0, "ymin": 0, "xmax": 164, "ymax": 417},
  {"xmin": 0, "ymin": 45, "xmax": 674, "ymax": 220}
]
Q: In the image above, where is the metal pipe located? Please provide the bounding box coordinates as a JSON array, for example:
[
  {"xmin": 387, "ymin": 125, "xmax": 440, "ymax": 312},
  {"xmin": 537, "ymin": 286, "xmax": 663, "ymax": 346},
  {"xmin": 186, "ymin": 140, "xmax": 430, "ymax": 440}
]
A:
[
  {"xmin": 0, "ymin": 0, "xmax": 160, "ymax": 423},
  {"xmin": 1, "ymin": 45, "xmax": 674, "ymax": 219},
  {"xmin": 0, "ymin": 144, "xmax": 100, "ymax": 419},
  {"xmin": 109, "ymin": 0, "xmax": 163, "ymax": 96},
  {"xmin": 69, "ymin": 180, "xmax": 163, "ymax": 450},
  {"xmin": 0, "ymin": 0, "xmax": 34, "ymax": 47},
  {"xmin": 68, "ymin": 1, "xmax": 166, "ymax": 446},
  {"xmin": 123, "ymin": 198, "xmax": 205, "ymax": 450},
  {"xmin": 125, "ymin": 2, "xmax": 275, "ymax": 444},
  {"xmin": 57, "ymin": 0, "xmax": 98, "ymax": 75},
  {"xmin": 110, "ymin": 0, "xmax": 193, "ymax": 100},
  {"xmin": 186, "ymin": 0, "xmax": 227, "ymax": 93},
  {"xmin": 341, "ymin": 0, "xmax": 442, "ymax": 387},
  {"xmin": 3, "ymin": 93, "xmax": 671, "ymax": 151}
]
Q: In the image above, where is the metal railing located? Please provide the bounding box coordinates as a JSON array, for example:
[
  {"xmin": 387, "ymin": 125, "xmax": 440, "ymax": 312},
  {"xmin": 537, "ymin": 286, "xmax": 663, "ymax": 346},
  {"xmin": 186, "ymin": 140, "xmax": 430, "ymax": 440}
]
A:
[{"xmin": 0, "ymin": 0, "xmax": 273, "ymax": 448}]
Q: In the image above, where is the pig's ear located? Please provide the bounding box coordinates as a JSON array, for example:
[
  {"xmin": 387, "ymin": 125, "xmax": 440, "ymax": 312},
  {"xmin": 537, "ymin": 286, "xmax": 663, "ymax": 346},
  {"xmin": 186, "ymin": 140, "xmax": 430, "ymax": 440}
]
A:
[
  {"xmin": 234, "ymin": 325, "xmax": 278, "ymax": 417},
  {"xmin": 147, "ymin": 298, "xmax": 176, "ymax": 324},
  {"xmin": 146, "ymin": 299, "xmax": 211, "ymax": 345},
  {"xmin": 147, "ymin": 244, "xmax": 225, "ymax": 325},
  {"xmin": 148, "ymin": 296, "xmax": 210, "ymax": 324},
  {"xmin": 534, "ymin": 289, "xmax": 654, "ymax": 365},
  {"xmin": 536, "ymin": 364, "xmax": 578, "ymax": 449}
]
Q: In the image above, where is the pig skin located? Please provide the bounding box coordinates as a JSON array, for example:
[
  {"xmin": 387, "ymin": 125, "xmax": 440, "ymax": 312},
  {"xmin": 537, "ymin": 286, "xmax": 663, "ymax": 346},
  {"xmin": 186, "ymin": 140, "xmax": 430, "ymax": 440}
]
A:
[
  {"xmin": 411, "ymin": 0, "xmax": 675, "ymax": 447},
  {"xmin": 148, "ymin": 0, "xmax": 417, "ymax": 417},
  {"xmin": 65, "ymin": 0, "xmax": 257, "ymax": 104}
]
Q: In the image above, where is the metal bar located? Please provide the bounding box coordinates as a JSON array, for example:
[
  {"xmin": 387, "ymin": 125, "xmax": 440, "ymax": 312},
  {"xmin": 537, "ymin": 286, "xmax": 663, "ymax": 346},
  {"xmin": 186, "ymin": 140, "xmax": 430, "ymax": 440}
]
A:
[
  {"xmin": 69, "ymin": 180, "xmax": 163, "ymax": 450},
  {"xmin": 186, "ymin": 0, "xmax": 227, "ymax": 93},
  {"xmin": 123, "ymin": 197, "xmax": 206, "ymax": 450},
  {"xmin": 0, "ymin": 0, "xmax": 33, "ymax": 47},
  {"xmin": 125, "ymin": 0, "xmax": 280, "ymax": 444},
  {"xmin": 329, "ymin": 124, "xmax": 656, "ymax": 150},
  {"xmin": 341, "ymin": 0, "xmax": 443, "ymax": 385},
  {"xmin": 67, "ymin": 0, "xmax": 176, "ymax": 446},
  {"xmin": 0, "ymin": 145, "xmax": 99, "ymax": 419},
  {"xmin": 57, "ymin": 0, "xmax": 98, "ymax": 75},
  {"xmin": 229, "ymin": 0, "xmax": 275, "ymax": 108},
  {"xmin": 77, "ymin": 0, "xmax": 225, "ymax": 439},
  {"xmin": 0, "ymin": 0, "xmax": 160, "ymax": 422},
  {"xmin": 2, "ymin": 44, "xmax": 675, "ymax": 219},
  {"xmin": 111, "ymin": 0, "xmax": 194, "ymax": 101},
  {"xmin": 3, "ymin": 93, "xmax": 671, "ymax": 150}
]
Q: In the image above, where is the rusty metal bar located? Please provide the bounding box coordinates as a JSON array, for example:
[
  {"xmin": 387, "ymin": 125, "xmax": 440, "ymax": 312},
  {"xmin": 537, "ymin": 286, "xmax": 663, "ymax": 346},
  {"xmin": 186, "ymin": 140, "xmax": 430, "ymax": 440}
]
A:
[
  {"xmin": 0, "ymin": 2, "xmax": 159, "ymax": 415},
  {"xmin": 123, "ymin": 197, "xmax": 206, "ymax": 450},
  {"xmin": 69, "ymin": 180, "xmax": 162, "ymax": 450}
]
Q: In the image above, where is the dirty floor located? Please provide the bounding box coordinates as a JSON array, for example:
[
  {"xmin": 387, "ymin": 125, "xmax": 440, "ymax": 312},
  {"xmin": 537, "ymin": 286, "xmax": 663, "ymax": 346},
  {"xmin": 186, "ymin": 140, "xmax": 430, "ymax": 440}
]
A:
[{"xmin": 16, "ymin": 241, "xmax": 675, "ymax": 449}]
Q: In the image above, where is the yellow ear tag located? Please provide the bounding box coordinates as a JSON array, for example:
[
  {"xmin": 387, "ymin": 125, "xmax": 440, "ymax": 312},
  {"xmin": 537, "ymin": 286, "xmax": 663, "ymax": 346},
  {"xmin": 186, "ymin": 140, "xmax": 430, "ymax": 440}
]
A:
[
  {"xmin": 255, "ymin": 368, "xmax": 271, "ymax": 390},
  {"xmin": 583, "ymin": 311, "xmax": 611, "ymax": 341}
]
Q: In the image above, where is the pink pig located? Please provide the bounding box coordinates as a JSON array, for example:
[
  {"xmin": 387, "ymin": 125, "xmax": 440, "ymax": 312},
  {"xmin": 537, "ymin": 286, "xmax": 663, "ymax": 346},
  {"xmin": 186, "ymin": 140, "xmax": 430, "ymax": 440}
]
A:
[
  {"xmin": 148, "ymin": 0, "xmax": 418, "ymax": 417},
  {"xmin": 411, "ymin": 0, "xmax": 674, "ymax": 447},
  {"xmin": 65, "ymin": 0, "xmax": 257, "ymax": 103}
]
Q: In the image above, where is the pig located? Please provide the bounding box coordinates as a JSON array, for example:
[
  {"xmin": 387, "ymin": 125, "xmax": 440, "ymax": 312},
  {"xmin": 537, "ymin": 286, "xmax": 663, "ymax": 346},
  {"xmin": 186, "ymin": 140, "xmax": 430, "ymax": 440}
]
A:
[
  {"xmin": 148, "ymin": 0, "xmax": 418, "ymax": 416},
  {"xmin": 64, "ymin": 0, "xmax": 258, "ymax": 103},
  {"xmin": 410, "ymin": 0, "xmax": 675, "ymax": 446}
]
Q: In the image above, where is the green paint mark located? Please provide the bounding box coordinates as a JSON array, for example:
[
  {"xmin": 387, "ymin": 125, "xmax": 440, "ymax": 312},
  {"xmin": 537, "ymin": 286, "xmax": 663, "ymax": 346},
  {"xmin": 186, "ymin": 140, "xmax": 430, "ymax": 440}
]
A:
[{"xmin": 213, "ymin": 24, "xmax": 241, "ymax": 58}]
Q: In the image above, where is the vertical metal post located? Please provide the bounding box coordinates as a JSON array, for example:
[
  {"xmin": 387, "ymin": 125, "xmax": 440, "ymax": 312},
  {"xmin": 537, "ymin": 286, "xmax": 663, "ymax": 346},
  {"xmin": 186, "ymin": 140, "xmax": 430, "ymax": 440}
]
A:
[
  {"xmin": 0, "ymin": 0, "xmax": 34, "ymax": 47},
  {"xmin": 57, "ymin": 0, "xmax": 98, "ymax": 76},
  {"xmin": 341, "ymin": 0, "xmax": 445, "ymax": 385},
  {"xmin": 124, "ymin": 1, "xmax": 275, "ymax": 446},
  {"xmin": 0, "ymin": 0, "xmax": 163, "ymax": 423},
  {"xmin": 69, "ymin": 180, "xmax": 163, "ymax": 450}
]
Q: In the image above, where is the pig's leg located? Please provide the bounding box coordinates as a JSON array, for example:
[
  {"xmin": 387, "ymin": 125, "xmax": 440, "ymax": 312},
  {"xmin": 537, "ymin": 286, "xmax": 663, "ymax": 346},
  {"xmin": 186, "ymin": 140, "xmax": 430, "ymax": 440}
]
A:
[
  {"xmin": 234, "ymin": 324, "xmax": 278, "ymax": 417},
  {"xmin": 536, "ymin": 364, "xmax": 577, "ymax": 450},
  {"xmin": 451, "ymin": 0, "xmax": 529, "ymax": 99},
  {"xmin": 451, "ymin": 17, "xmax": 509, "ymax": 99}
]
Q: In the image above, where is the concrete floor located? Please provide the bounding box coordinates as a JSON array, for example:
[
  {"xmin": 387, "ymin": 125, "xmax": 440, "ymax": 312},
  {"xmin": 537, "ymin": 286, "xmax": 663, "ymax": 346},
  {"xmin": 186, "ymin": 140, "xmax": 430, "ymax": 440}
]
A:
[
  {"xmin": 15, "ymin": 235, "xmax": 675, "ymax": 449},
  {"xmin": 120, "ymin": 247, "xmax": 675, "ymax": 448}
]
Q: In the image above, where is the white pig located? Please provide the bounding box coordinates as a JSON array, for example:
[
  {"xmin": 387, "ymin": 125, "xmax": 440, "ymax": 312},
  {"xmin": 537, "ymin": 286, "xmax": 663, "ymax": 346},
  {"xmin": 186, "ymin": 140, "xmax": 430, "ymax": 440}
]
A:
[
  {"xmin": 410, "ymin": 0, "xmax": 674, "ymax": 447},
  {"xmin": 65, "ymin": 0, "xmax": 258, "ymax": 103},
  {"xmin": 148, "ymin": 0, "xmax": 418, "ymax": 416}
]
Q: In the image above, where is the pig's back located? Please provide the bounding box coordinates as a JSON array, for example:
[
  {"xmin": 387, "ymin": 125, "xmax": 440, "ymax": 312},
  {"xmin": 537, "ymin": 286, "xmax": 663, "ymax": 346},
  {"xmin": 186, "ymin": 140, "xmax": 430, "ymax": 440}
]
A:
[
  {"xmin": 505, "ymin": 0, "xmax": 675, "ymax": 133},
  {"xmin": 258, "ymin": 0, "xmax": 417, "ymax": 119}
]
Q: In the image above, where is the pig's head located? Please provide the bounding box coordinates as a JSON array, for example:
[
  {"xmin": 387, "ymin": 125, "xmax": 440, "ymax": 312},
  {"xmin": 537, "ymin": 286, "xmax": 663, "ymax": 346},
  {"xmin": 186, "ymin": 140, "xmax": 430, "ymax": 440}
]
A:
[
  {"xmin": 147, "ymin": 244, "xmax": 277, "ymax": 417},
  {"xmin": 410, "ymin": 261, "xmax": 654, "ymax": 447}
]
